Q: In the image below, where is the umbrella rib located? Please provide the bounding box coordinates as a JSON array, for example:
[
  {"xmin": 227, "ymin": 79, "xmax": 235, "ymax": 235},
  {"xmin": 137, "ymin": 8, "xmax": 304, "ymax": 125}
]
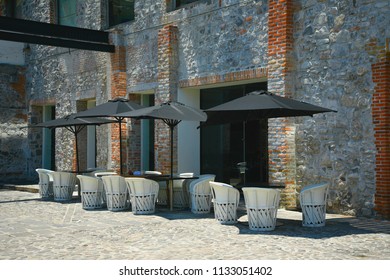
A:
[{"xmin": 163, "ymin": 119, "xmax": 181, "ymax": 127}]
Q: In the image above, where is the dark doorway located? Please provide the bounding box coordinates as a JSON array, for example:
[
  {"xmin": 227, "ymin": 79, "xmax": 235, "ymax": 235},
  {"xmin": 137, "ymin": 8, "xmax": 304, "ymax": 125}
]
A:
[
  {"xmin": 141, "ymin": 94, "xmax": 155, "ymax": 171},
  {"xmin": 42, "ymin": 105, "xmax": 56, "ymax": 170},
  {"xmin": 200, "ymin": 82, "xmax": 268, "ymax": 185}
]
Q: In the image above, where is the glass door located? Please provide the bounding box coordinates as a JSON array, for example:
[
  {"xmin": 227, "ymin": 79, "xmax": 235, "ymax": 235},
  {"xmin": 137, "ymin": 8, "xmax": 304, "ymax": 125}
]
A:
[
  {"xmin": 141, "ymin": 94, "xmax": 155, "ymax": 171},
  {"xmin": 200, "ymin": 82, "xmax": 268, "ymax": 185},
  {"xmin": 42, "ymin": 105, "xmax": 55, "ymax": 170}
]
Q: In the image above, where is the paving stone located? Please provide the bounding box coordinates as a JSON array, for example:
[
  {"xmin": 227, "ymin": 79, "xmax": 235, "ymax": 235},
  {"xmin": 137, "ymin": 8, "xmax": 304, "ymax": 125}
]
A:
[{"xmin": 0, "ymin": 189, "xmax": 389, "ymax": 260}]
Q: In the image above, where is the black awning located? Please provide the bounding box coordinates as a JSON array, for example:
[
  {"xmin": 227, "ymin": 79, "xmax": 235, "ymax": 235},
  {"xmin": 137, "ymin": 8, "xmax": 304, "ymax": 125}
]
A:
[{"xmin": 0, "ymin": 16, "xmax": 115, "ymax": 53}]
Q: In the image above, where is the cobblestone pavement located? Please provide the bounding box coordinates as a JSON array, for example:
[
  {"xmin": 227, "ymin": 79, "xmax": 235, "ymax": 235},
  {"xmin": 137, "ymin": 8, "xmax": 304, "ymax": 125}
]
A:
[{"xmin": 0, "ymin": 187, "xmax": 389, "ymax": 260}]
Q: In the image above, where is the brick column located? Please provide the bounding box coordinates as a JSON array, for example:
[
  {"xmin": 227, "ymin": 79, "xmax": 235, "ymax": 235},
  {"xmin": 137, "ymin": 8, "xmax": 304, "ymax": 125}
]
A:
[
  {"xmin": 156, "ymin": 25, "xmax": 179, "ymax": 174},
  {"xmin": 267, "ymin": 0, "xmax": 297, "ymax": 208},
  {"xmin": 110, "ymin": 32, "xmax": 128, "ymax": 174},
  {"xmin": 372, "ymin": 45, "xmax": 390, "ymax": 219}
]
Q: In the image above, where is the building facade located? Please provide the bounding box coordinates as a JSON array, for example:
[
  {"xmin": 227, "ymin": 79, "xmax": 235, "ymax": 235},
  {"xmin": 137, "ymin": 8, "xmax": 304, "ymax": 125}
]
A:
[{"xmin": 0, "ymin": 0, "xmax": 389, "ymax": 218}]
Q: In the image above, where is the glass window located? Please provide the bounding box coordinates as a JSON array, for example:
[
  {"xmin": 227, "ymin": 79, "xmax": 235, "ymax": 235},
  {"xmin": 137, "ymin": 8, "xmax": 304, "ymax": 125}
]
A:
[
  {"xmin": 58, "ymin": 0, "xmax": 77, "ymax": 27},
  {"xmin": 4, "ymin": 0, "xmax": 23, "ymax": 18},
  {"xmin": 176, "ymin": 0, "xmax": 199, "ymax": 7},
  {"xmin": 109, "ymin": 0, "xmax": 135, "ymax": 27}
]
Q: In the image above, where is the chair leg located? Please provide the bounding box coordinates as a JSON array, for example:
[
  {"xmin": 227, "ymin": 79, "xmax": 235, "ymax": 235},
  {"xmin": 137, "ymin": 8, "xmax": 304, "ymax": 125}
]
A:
[
  {"xmin": 214, "ymin": 202, "xmax": 238, "ymax": 224},
  {"xmin": 302, "ymin": 204, "xmax": 326, "ymax": 227},
  {"xmin": 247, "ymin": 207, "xmax": 278, "ymax": 231}
]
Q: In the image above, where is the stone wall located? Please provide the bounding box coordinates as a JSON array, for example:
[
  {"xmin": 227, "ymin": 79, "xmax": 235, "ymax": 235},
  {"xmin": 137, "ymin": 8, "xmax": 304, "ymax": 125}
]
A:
[
  {"xmin": 0, "ymin": 64, "xmax": 29, "ymax": 183},
  {"xmin": 293, "ymin": 0, "xmax": 389, "ymax": 216},
  {"xmin": 24, "ymin": 0, "xmax": 112, "ymax": 173}
]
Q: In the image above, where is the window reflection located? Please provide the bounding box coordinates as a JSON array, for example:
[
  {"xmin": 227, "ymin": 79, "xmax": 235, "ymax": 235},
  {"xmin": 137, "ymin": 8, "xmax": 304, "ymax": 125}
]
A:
[
  {"xmin": 176, "ymin": 0, "xmax": 199, "ymax": 8},
  {"xmin": 4, "ymin": 0, "xmax": 23, "ymax": 18},
  {"xmin": 109, "ymin": 0, "xmax": 135, "ymax": 27},
  {"xmin": 58, "ymin": 0, "xmax": 77, "ymax": 27}
]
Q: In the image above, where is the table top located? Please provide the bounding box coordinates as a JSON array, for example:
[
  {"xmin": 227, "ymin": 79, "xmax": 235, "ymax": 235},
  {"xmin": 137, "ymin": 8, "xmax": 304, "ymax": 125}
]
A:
[
  {"xmin": 124, "ymin": 174, "xmax": 199, "ymax": 181},
  {"xmin": 235, "ymin": 182, "xmax": 285, "ymax": 189},
  {"xmin": 55, "ymin": 170, "xmax": 91, "ymax": 174}
]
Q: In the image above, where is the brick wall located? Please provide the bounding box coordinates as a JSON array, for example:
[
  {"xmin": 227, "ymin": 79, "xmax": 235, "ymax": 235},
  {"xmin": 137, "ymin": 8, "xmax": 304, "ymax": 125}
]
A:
[
  {"xmin": 155, "ymin": 25, "xmax": 179, "ymax": 175},
  {"xmin": 267, "ymin": 0, "xmax": 297, "ymax": 208},
  {"xmin": 110, "ymin": 40, "xmax": 128, "ymax": 174},
  {"xmin": 179, "ymin": 68, "xmax": 268, "ymax": 88},
  {"xmin": 372, "ymin": 48, "xmax": 390, "ymax": 218}
]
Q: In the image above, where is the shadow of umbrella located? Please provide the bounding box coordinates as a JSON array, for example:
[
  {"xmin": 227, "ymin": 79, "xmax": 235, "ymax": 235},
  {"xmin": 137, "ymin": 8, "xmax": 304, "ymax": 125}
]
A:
[
  {"xmin": 73, "ymin": 97, "xmax": 145, "ymax": 175},
  {"xmin": 203, "ymin": 90, "xmax": 337, "ymax": 184},
  {"xmin": 114, "ymin": 101, "xmax": 207, "ymax": 210},
  {"xmin": 34, "ymin": 113, "xmax": 115, "ymax": 197}
]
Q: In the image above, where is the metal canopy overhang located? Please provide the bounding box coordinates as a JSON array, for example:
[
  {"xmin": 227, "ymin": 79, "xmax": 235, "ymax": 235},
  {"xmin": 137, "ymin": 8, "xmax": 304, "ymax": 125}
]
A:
[{"xmin": 0, "ymin": 16, "xmax": 115, "ymax": 53}]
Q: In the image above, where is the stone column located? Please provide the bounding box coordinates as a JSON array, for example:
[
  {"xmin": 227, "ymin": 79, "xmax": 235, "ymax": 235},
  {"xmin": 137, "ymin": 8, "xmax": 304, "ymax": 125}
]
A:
[
  {"xmin": 267, "ymin": 0, "xmax": 297, "ymax": 208},
  {"xmin": 156, "ymin": 25, "xmax": 179, "ymax": 174}
]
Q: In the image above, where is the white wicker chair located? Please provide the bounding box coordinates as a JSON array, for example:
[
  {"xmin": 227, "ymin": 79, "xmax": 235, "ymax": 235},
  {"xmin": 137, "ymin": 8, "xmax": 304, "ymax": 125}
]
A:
[
  {"xmin": 210, "ymin": 182, "xmax": 240, "ymax": 224},
  {"xmin": 125, "ymin": 178, "xmax": 159, "ymax": 214},
  {"xmin": 36, "ymin": 168, "xmax": 54, "ymax": 199},
  {"xmin": 172, "ymin": 173, "xmax": 194, "ymax": 208},
  {"xmin": 242, "ymin": 188, "xmax": 281, "ymax": 231},
  {"xmin": 300, "ymin": 182, "xmax": 329, "ymax": 227},
  {"xmin": 189, "ymin": 174, "xmax": 216, "ymax": 214},
  {"xmin": 144, "ymin": 171, "xmax": 167, "ymax": 206},
  {"xmin": 52, "ymin": 172, "xmax": 77, "ymax": 202},
  {"xmin": 76, "ymin": 175, "xmax": 104, "ymax": 210},
  {"xmin": 101, "ymin": 175, "xmax": 129, "ymax": 211}
]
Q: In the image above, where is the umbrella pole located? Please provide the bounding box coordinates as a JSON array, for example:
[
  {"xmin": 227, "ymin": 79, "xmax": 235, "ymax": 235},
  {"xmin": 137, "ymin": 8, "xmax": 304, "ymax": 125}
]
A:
[
  {"xmin": 243, "ymin": 121, "xmax": 246, "ymax": 185},
  {"xmin": 118, "ymin": 118, "xmax": 123, "ymax": 175},
  {"xmin": 75, "ymin": 132, "xmax": 81, "ymax": 199},
  {"xmin": 242, "ymin": 87, "xmax": 246, "ymax": 185},
  {"xmin": 169, "ymin": 125, "xmax": 174, "ymax": 211}
]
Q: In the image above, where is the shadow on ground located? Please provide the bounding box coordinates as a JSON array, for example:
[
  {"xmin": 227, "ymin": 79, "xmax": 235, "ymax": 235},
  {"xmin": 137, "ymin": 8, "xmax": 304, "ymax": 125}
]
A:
[
  {"xmin": 153, "ymin": 207, "xmax": 390, "ymax": 239},
  {"xmin": 234, "ymin": 214, "xmax": 390, "ymax": 239}
]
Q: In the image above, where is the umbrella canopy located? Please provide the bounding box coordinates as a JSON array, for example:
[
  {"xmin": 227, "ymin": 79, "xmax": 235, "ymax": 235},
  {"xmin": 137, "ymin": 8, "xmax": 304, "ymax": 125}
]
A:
[
  {"xmin": 34, "ymin": 113, "xmax": 115, "ymax": 172},
  {"xmin": 115, "ymin": 101, "xmax": 207, "ymax": 210},
  {"xmin": 203, "ymin": 90, "xmax": 336, "ymax": 185},
  {"xmin": 34, "ymin": 113, "xmax": 115, "ymax": 130},
  {"xmin": 73, "ymin": 97, "xmax": 145, "ymax": 175},
  {"xmin": 204, "ymin": 90, "xmax": 336, "ymax": 125},
  {"xmin": 115, "ymin": 100, "xmax": 207, "ymax": 124},
  {"xmin": 34, "ymin": 113, "xmax": 115, "ymax": 198}
]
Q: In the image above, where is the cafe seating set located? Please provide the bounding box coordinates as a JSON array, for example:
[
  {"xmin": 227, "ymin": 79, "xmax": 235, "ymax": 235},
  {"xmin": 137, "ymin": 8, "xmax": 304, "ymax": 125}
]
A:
[
  {"xmin": 35, "ymin": 168, "xmax": 329, "ymax": 229},
  {"xmin": 36, "ymin": 169, "xmax": 78, "ymax": 202},
  {"xmin": 205, "ymin": 181, "xmax": 329, "ymax": 231}
]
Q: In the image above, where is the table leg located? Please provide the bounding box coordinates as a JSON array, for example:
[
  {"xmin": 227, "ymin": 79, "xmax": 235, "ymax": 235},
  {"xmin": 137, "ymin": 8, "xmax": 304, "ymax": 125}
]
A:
[{"xmin": 169, "ymin": 179, "xmax": 173, "ymax": 211}]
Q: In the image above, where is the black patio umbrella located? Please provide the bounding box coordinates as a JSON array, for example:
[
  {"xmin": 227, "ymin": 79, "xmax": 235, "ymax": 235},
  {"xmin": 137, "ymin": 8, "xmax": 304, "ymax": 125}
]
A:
[
  {"xmin": 115, "ymin": 101, "xmax": 207, "ymax": 210},
  {"xmin": 34, "ymin": 114, "xmax": 115, "ymax": 198},
  {"xmin": 204, "ymin": 90, "xmax": 337, "ymax": 125},
  {"xmin": 73, "ymin": 97, "xmax": 145, "ymax": 175},
  {"xmin": 203, "ymin": 90, "xmax": 336, "ymax": 184},
  {"xmin": 34, "ymin": 113, "xmax": 115, "ymax": 172}
]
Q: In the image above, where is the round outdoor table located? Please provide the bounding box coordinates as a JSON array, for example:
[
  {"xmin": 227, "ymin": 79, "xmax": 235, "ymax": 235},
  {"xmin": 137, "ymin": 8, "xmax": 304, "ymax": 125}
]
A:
[
  {"xmin": 234, "ymin": 182, "xmax": 285, "ymax": 195},
  {"xmin": 236, "ymin": 182, "xmax": 285, "ymax": 188},
  {"xmin": 126, "ymin": 174, "xmax": 198, "ymax": 210}
]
